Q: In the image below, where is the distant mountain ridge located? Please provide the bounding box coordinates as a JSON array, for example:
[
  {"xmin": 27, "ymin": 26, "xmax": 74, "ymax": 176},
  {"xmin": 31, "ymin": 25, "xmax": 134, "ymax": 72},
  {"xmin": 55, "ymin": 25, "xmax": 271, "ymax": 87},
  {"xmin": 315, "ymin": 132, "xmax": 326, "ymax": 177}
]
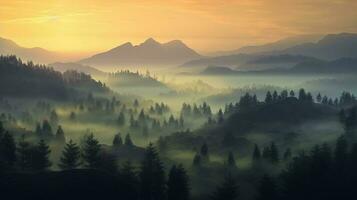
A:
[
  {"xmin": 50, "ymin": 62, "xmax": 106, "ymax": 78},
  {"xmin": 209, "ymin": 34, "xmax": 322, "ymax": 56},
  {"xmin": 0, "ymin": 37, "xmax": 59, "ymax": 63},
  {"xmin": 79, "ymin": 38, "xmax": 203, "ymax": 67},
  {"xmin": 182, "ymin": 33, "xmax": 357, "ymax": 69}
]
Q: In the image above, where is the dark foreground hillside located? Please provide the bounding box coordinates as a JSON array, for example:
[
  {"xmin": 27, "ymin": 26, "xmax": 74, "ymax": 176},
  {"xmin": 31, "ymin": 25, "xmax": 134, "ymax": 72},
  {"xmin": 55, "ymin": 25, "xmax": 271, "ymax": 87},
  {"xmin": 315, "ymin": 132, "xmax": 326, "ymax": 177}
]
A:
[{"xmin": 0, "ymin": 169, "xmax": 134, "ymax": 200}]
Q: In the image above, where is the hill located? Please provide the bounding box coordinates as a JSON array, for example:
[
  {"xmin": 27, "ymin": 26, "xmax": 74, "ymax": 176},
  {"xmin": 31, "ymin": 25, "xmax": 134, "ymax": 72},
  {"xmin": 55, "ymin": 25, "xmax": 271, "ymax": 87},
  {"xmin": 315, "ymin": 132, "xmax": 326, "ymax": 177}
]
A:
[
  {"xmin": 50, "ymin": 62, "xmax": 106, "ymax": 78},
  {"xmin": 0, "ymin": 55, "xmax": 109, "ymax": 100},
  {"xmin": 79, "ymin": 38, "xmax": 202, "ymax": 67}
]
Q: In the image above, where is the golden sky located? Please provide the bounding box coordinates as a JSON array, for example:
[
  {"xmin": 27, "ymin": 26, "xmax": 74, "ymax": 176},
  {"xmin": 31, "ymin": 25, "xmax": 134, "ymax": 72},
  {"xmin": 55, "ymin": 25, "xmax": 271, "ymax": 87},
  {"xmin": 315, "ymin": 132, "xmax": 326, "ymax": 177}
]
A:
[{"xmin": 1, "ymin": 0, "xmax": 357, "ymax": 54}]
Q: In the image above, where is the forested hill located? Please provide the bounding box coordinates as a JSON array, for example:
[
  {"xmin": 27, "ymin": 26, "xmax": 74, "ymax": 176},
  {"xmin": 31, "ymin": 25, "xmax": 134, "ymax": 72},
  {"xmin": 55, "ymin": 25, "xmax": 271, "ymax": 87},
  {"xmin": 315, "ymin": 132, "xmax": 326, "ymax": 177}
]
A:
[{"xmin": 0, "ymin": 55, "xmax": 109, "ymax": 99}]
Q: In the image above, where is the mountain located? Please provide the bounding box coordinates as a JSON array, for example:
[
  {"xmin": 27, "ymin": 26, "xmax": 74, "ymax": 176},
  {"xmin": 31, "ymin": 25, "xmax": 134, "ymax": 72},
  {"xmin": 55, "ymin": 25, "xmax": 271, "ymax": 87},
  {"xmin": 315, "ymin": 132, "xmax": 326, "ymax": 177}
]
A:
[
  {"xmin": 0, "ymin": 37, "xmax": 58, "ymax": 63},
  {"xmin": 182, "ymin": 33, "xmax": 357, "ymax": 69},
  {"xmin": 280, "ymin": 33, "xmax": 357, "ymax": 60},
  {"xmin": 0, "ymin": 37, "xmax": 79, "ymax": 64},
  {"xmin": 181, "ymin": 53, "xmax": 315, "ymax": 70},
  {"xmin": 49, "ymin": 62, "xmax": 106, "ymax": 78},
  {"xmin": 289, "ymin": 57, "xmax": 357, "ymax": 73},
  {"xmin": 79, "ymin": 38, "xmax": 202, "ymax": 67},
  {"xmin": 209, "ymin": 34, "xmax": 322, "ymax": 56},
  {"xmin": 200, "ymin": 66, "xmax": 238, "ymax": 75},
  {"xmin": 180, "ymin": 53, "xmax": 256, "ymax": 68}
]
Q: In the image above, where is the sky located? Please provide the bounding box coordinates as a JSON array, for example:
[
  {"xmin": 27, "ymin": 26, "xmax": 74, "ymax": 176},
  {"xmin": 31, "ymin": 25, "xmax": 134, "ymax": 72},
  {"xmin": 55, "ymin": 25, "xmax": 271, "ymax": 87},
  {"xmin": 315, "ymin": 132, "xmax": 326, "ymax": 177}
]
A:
[{"xmin": 1, "ymin": 0, "xmax": 357, "ymax": 54}]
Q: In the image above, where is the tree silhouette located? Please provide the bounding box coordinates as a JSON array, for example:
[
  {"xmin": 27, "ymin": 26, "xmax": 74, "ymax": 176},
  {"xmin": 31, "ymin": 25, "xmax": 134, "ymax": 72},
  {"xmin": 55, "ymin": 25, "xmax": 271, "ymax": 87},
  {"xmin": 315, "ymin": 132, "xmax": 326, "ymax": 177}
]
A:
[
  {"xmin": 227, "ymin": 152, "xmax": 236, "ymax": 167},
  {"xmin": 82, "ymin": 134, "xmax": 101, "ymax": 169},
  {"xmin": 211, "ymin": 174, "xmax": 239, "ymax": 200},
  {"xmin": 139, "ymin": 143, "xmax": 166, "ymax": 200},
  {"xmin": 200, "ymin": 143, "xmax": 209, "ymax": 162},
  {"xmin": 0, "ymin": 131, "xmax": 16, "ymax": 170},
  {"xmin": 32, "ymin": 139, "xmax": 51, "ymax": 171},
  {"xmin": 113, "ymin": 133, "xmax": 123, "ymax": 148},
  {"xmin": 59, "ymin": 139, "xmax": 81, "ymax": 170},
  {"xmin": 167, "ymin": 164, "xmax": 190, "ymax": 200},
  {"xmin": 256, "ymin": 175, "xmax": 277, "ymax": 200},
  {"xmin": 125, "ymin": 133, "xmax": 134, "ymax": 146},
  {"xmin": 55, "ymin": 125, "xmax": 66, "ymax": 144}
]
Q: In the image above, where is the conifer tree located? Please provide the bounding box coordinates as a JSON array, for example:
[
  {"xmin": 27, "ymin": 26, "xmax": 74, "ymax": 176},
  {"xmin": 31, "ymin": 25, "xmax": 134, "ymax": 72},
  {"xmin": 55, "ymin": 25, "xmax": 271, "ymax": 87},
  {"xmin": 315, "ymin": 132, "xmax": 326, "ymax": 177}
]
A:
[
  {"xmin": 59, "ymin": 139, "xmax": 81, "ymax": 170},
  {"xmin": 55, "ymin": 125, "xmax": 66, "ymax": 144},
  {"xmin": 82, "ymin": 134, "xmax": 101, "ymax": 169},
  {"xmin": 125, "ymin": 133, "xmax": 134, "ymax": 146},
  {"xmin": 139, "ymin": 143, "xmax": 166, "ymax": 200},
  {"xmin": 283, "ymin": 148, "xmax": 292, "ymax": 161},
  {"xmin": 227, "ymin": 151, "xmax": 236, "ymax": 167},
  {"xmin": 167, "ymin": 164, "xmax": 190, "ymax": 200},
  {"xmin": 17, "ymin": 135, "xmax": 31, "ymax": 170},
  {"xmin": 193, "ymin": 153, "xmax": 201, "ymax": 166},
  {"xmin": 211, "ymin": 174, "xmax": 239, "ymax": 200},
  {"xmin": 200, "ymin": 143, "xmax": 209, "ymax": 162},
  {"xmin": 265, "ymin": 91, "xmax": 273, "ymax": 104},
  {"xmin": 253, "ymin": 144, "xmax": 261, "ymax": 161},
  {"xmin": 217, "ymin": 109, "xmax": 224, "ymax": 124},
  {"xmin": 270, "ymin": 142, "xmax": 279, "ymax": 164},
  {"xmin": 0, "ymin": 131, "xmax": 16, "ymax": 170},
  {"xmin": 113, "ymin": 133, "xmax": 123, "ymax": 147},
  {"xmin": 32, "ymin": 139, "xmax": 51, "ymax": 171},
  {"xmin": 256, "ymin": 175, "xmax": 277, "ymax": 200}
]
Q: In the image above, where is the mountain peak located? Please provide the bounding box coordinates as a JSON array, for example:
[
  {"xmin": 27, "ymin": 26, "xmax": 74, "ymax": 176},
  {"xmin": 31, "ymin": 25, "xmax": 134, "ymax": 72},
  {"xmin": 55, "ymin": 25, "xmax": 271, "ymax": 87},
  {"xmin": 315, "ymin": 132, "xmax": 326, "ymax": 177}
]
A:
[{"xmin": 142, "ymin": 38, "xmax": 160, "ymax": 46}]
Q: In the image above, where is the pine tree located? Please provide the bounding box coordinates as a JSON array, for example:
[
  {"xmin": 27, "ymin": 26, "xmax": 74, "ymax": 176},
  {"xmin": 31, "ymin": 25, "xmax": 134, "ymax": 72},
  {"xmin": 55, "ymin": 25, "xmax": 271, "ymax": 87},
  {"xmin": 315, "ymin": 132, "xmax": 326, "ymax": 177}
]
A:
[
  {"xmin": 334, "ymin": 135, "xmax": 348, "ymax": 169},
  {"xmin": 139, "ymin": 143, "xmax": 166, "ymax": 200},
  {"xmin": 17, "ymin": 135, "xmax": 31, "ymax": 170},
  {"xmin": 167, "ymin": 164, "xmax": 190, "ymax": 200},
  {"xmin": 82, "ymin": 134, "xmax": 101, "ymax": 169},
  {"xmin": 125, "ymin": 133, "xmax": 134, "ymax": 146},
  {"xmin": 113, "ymin": 133, "xmax": 123, "ymax": 148},
  {"xmin": 211, "ymin": 174, "xmax": 239, "ymax": 200},
  {"xmin": 253, "ymin": 144, "xmax": 261, "ymax": 161},
  {"xmin": 32, "ymin": 139, "xmax": 51, "ymax": 171},
  {"xmin": 120, "ymin": 161, "xmax": 139, "ymax": 200},
  {"xmin": 200, "ymin": 143, "xmax": 209, "ymax": 162},
  {"xmin": 217, "ymin": 109, "xmax": 224, "ymax": 124},
  {"xmin": 256, "ymin": 175, "xmax": 277, "ymax": 200},
  {"xmin": 41, "ymin": 120, "xmax": 53, "ymax": 139},
  {"xmin": 193, "ymin": 153, "xmax": 201, "ymax": 166},
  {"xmin": 265, "ymin": 91, "xmax": 273, "ymax": 104},
  {"xmin": 270, "ymin": 142, "xmax": 279, "ymax": 164},
  {"xmin": 283, "ymin": 148, "xmax": 292, "ymax": 161},
  {"xmin": 59, "ymin": 140, "xmax": 81, "ymax": 170},
  {"xmin": 227, "ymin": 152, "xmax": 236, "ymax": 167},
  {"xmin": 55, "ymin": 125, "xmax": 66, "ymax": 144},
  {"xmin": 316, "ymin": 93, "xmax": 322, "ymax": 103},
  {"xmin": 117, "ymin": 112, "xmax": 125, "ymax": 126},
  {"xmin": 0, "ymin": 131, "xmax": 16, "ymax": 170}
]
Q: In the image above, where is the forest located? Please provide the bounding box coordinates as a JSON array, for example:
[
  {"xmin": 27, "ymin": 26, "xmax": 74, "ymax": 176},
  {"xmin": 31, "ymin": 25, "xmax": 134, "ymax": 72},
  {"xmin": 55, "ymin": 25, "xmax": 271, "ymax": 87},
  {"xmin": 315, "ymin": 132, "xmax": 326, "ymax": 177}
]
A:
[{"xmin": 0, "ymin": 54, "xmax": 357, "ymax": 200}]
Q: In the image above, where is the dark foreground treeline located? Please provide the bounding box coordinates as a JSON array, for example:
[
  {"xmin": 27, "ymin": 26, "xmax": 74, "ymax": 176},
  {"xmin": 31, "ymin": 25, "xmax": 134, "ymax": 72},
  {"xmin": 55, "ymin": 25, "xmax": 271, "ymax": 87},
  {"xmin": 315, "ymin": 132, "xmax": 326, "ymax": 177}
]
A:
[{"xmin": 2, "ymin": 118, "xmax": 357, "ymax": 200}]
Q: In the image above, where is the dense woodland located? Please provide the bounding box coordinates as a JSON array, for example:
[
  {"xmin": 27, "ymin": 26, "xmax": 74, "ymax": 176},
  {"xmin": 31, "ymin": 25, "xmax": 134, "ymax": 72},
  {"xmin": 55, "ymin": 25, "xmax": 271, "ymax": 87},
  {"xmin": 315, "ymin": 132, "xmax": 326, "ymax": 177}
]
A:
[{"xmin": 1, "ymin": 55, "xmax": 357, "ymax": 200}]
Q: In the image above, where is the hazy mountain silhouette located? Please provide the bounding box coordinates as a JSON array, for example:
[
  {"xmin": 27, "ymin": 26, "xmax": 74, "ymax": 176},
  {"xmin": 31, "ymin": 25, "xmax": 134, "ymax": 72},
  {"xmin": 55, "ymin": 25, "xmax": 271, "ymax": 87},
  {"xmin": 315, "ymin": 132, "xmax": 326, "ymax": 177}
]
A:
[
  {"xmin": 0, "ymin": 37, "xmax": 80, "ymax": 64},
  {"xmin": 182, "ymin": 33, "xmax": 357, "ymax": 69},
  {"xmin": 199, "ymin": 57, "xmax": 357, "ymax": 75},
  {"xmin": 0, "ymin": 37, "xmax": 58, "ymax": 63},
  {"xmin": 279, "ymin": 33, "xmax": 357, "ymax": 60},
  {"xmin": 50, "ymin": 62, "xmax": 106, "ymax": 77},
  {"xmin": 79, "ymin": 38, "xmax": 202, "ymax": 67},
  {"xmin": 209, "ymin": 34, "xmax": 322, "ymax": 56}
]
